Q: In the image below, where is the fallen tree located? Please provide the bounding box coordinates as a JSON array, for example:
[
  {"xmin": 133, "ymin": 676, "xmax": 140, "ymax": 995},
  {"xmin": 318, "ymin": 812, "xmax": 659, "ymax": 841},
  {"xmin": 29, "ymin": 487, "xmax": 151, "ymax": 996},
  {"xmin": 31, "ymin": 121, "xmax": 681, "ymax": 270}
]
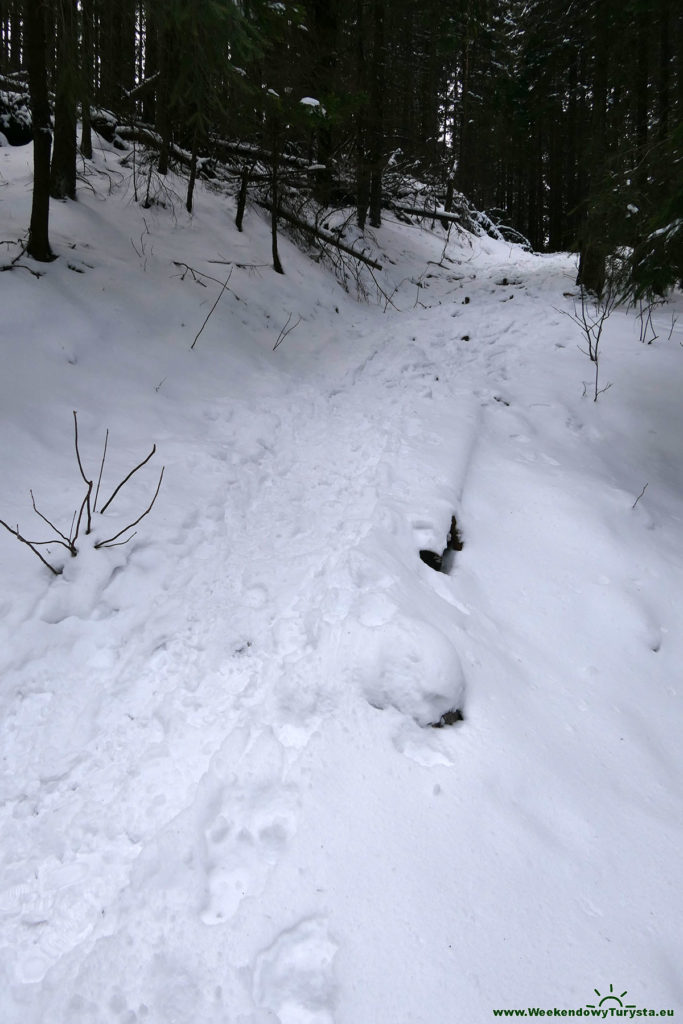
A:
[
  {"xmin": 255, "ymin": 200, "xmax": 383, "ymax": 271},
  {"xmin": 387, "ymin": 203, "xmax": 463, "ymax": 223}
]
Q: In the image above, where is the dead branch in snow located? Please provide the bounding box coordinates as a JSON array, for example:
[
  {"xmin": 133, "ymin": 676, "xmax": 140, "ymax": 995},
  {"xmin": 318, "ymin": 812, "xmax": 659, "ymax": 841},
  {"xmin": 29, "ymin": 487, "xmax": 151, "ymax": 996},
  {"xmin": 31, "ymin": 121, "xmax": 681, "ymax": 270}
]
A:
[
  {"xmin": 255, "ymin": 200, "xmax": 383, "ymax": 271},
  {"xmin": 95, "ymin": 467, "xmax": 164, "ymax": 548},
  {"xmin": 190, "ymin": 269, "xmax": 234, "ymax": 350},
  {"xmin": 273, "ymin": 313, "xmax": 302, "ymax": 351},
  {"xmin": 0, "ymin": 415, "xmax": 164, "ymax": 577}
]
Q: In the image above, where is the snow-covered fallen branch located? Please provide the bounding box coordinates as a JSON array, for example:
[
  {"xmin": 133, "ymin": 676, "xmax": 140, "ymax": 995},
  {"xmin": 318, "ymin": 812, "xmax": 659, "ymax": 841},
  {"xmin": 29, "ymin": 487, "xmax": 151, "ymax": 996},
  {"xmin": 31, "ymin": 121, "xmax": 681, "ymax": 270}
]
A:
[{"xmin": 255, "ymin": 200, "xmax": 383, "ymax": 271}]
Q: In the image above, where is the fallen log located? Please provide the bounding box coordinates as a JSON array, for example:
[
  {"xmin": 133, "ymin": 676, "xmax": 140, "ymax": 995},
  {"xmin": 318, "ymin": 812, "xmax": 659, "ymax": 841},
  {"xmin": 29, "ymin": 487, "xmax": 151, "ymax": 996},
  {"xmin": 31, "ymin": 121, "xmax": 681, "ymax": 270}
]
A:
[
  {"xmin": 116, "ymin": 125, "xmax": 214, "ymax": 177},
  {"xmin": 210, "ymin": 137, "xmax": 314, "ymax": 170},
  {"xmin": 255, "ymin": 201, "xmax": 383, "ymax": 271},
  {"xmin": 122, "ymin": 74, "xmax": 161, "ymax": 103},
  {"xmin": 388, "ymin": 203, "xmax": 463, "ymax": 223}
]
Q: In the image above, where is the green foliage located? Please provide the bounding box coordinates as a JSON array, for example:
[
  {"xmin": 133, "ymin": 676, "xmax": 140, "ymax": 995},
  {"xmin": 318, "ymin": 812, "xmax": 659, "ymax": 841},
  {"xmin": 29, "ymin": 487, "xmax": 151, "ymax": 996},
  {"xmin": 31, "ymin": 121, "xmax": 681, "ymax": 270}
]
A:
[
  {"xmin": 161, "ymin": 0, "xmax": 262, "ymax": 142},
  {"xmin": 628, "ymin": 127, "xmax": 683, "ymax": 299}
]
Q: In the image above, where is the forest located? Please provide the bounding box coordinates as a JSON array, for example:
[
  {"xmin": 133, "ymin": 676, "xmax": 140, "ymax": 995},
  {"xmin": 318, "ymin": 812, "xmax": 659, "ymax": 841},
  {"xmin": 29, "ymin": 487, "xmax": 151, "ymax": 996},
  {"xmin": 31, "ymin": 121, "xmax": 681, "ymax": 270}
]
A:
[
  {"xmin": 2, "ymin": 3, "xmax": 683, "ymax": 1021},
  {"xmin": 1, "ymin": 0, "xmax": 682, "ymax": 298}
]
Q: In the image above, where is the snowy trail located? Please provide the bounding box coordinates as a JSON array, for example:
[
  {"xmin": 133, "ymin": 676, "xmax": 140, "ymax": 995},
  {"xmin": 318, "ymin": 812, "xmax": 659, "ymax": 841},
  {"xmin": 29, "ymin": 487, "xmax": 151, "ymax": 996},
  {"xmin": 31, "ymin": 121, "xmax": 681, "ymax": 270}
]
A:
[
  {"xmin": 2, "ymin": 150, "xmax": 682, "ymax": 1023},
  {"xmin": 1, "ymin": 255, "xmax": 501, "ymax": 1013}
]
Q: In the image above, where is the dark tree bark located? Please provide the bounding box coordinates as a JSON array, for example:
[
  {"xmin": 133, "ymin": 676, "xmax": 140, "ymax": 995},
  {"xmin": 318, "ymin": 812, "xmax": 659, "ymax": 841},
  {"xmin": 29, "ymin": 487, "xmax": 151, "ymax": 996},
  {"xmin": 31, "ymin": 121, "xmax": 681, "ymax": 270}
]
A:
[
  {"xmin": 80, "ymin": 0, "xmax": 93, "ymax": 158},
  {"xmin": 142, "ymin": 1, "xmax": 158, "ymax": 123},
  {"xmin": 50, "ymin": 0, "xmax": 78, "ymax": 199},
  {"xmin": 308, "ymin": 0, "xmax": 339, "ymax": 205},
  {"xmin": 1, "ymin": 0, "xmax": 22, "ymax": 70},
  {"xmin": 368, "ymin": 0, "xmax": 385, "ymax": 228},
  {"xmin": 577, "ymin": 4, "xmax": 610, "ymax": 295},
  {"xmin": 24, "ymin": 0, "xmax": 53, "ymax": 261},
  {"xmin": 355, "ymin": 0, "xmax": 370, "ymax": 229},
  {"xmin": 270, "ymin": 125, "xmax": 284, "ymax": 274},
  {"xmin": 185, "ymin": 127, "xmax": 199, "ymax": 213},
  {"xmin": 156, "ymin": 20, "xmax": 172, "ymax": 175},
  {"xmin": 657, "ymin": 0, "xmax": 671, "ymax": 142},
  {"xmin": 235, "ymin": 166, "xmax": 250, "ymax": 231},
  {"xmin": 634, "ymin": 0, "xmax": 649, "ymax": 167}
]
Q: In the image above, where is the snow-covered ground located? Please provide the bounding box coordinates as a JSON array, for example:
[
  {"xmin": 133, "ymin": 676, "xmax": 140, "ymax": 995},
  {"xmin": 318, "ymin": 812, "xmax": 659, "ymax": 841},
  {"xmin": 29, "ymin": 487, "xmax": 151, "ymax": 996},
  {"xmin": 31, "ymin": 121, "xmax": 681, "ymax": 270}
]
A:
[{"xmin": 1, "ymin": 140, "xmax": 682, "ymax": 1023}]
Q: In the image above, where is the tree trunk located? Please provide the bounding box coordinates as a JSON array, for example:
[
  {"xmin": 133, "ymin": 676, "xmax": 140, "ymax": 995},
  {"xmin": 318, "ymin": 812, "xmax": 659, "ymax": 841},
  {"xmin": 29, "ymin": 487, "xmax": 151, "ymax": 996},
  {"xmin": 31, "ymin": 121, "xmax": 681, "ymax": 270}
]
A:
[
  {"xmin": 355, "ymin": 0, "xmax": 370, "ymax": 229},
  {"xmin": 577, "ymin": 7, "xmax": 609, "ymax": 295},
  {"xmin": 309, "ymin": 0, "xmax": 339, "ymax": 206},
  {"xmin": 657, "ymin": 0, "xmax": 671, "ymax": 142},
  {"xmin": 156, "ymin": 22, "xmax": 171, "ymax": 175},
  {"xmin": 185, "ymin": 128, "xmax": 199, "ymax": 213},
  {"xmin": 270, "ymin": 128, "xmax": 284, "ymax": 274},
  {"xmin": 50, "ymin": 0, "xmax": 78, "ymax": 200},
  {"xmin": 634, "ymin": 0, "xmax": 649, "ymax": 167},
  {"xmin": 80, "ymin": 0, "xmax": 93, "ymax": 158},
  {"xmin": 142, "ymin": 1, "xmax": 158, "ymax": 123},
  {"xmin": 235, "ymin": 167, "xmax": 250, "ymax": 231},
  {"xmin": 24, "ymin": 0, "xmax": 53, "ymax": 261},
  {"xmin": 6, "ymin": 0, "xmax": 22, "ymax": 70},
  {"xmin": 368, "ymin": 0, "xmax": 385, "ymax": 228}
]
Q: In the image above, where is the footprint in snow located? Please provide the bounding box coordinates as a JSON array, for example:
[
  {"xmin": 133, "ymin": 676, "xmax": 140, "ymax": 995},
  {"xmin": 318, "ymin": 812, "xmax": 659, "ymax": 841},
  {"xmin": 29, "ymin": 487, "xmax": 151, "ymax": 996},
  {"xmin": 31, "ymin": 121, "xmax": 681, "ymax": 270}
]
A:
[
  {"xmin": 199, "ymin": 729, "xmax": 298, "ymax": 926},
  {"xmin": 253, "ymin": 917, "xmax": 338, "ymax": 1024}
]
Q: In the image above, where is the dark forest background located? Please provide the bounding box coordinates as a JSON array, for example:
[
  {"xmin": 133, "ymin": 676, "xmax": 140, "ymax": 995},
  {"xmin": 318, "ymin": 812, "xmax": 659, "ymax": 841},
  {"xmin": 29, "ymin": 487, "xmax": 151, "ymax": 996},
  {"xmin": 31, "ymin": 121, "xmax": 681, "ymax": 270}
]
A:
[{"xmin": 1, "ymin": 0, "xmax": 681, "ymax": 297}]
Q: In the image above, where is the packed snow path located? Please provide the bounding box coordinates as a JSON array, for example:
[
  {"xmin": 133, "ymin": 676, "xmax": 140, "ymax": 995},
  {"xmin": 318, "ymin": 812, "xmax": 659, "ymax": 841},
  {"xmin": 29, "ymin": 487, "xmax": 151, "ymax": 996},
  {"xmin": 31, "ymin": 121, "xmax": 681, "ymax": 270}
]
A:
[{"xmin": 1, "ymin": 147, "xmax": 682, "ymax": 1023}]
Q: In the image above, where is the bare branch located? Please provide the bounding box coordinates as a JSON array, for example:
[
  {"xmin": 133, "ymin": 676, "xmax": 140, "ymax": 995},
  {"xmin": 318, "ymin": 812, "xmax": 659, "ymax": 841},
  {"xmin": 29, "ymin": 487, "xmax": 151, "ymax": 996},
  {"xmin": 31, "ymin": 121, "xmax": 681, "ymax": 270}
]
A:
[
  {"xmin": 0, "ymin": 519, "xmax": 63, "ymax": 575},
  {"xmin": 632, "ymin": 483, "xmax": 648, "ymax": 509},
  {"xmin": 667, "ymin": 313, "xmax": 678, "ymax": 342},
  {"xmin": 73, "ymin": 410, "xmax": 93, "ymax": 533},
  {"xmin": 73, "ymin": 410, "xmax": 89, "ymax": 484},
  {"xmin": 93, "ymin": 428, "xmax": 109, "ymax": 512},
  {"xmin": 99, "ymin": 444, "xmax": 157, "ymax": 513},
  {"xmin": 273, "ymin": 313, "xmax": 302, "ymax": 351},
  {"xmin": 68, "ymin": 508, "xmax": 77, "ymax": 545},
  {"xmin": 30, "ymin": 489, "xmax": 72, "ymax": 546},
  {"xmin": 173, "ymin": 261, "xmax": 226, "ymax": 288},
  {"xmin": 72, "ymin": 481, "xmax": 93, "ymax": 547},
  {"xmin": 95, "ymin": 467, "xmax": 164, "ymax": 549},
  {"xmin": 98, "ymin": 531, "xmax": 137, "ymax": 550},
  {"xmin": 191, "ymin": 270, "xmax": 233, "ymax": 350},
  {"xmin": 0, "ymin": 263, "xmax": 44, "ymax": 278}
]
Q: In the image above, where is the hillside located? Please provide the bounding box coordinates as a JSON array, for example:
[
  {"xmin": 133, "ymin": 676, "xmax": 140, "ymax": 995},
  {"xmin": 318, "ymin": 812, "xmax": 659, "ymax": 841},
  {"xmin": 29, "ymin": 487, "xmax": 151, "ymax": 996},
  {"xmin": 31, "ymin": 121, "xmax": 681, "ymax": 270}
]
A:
[{"xmin": 1, "ymin": 140, "xmax": 682, "ymax": 1024}]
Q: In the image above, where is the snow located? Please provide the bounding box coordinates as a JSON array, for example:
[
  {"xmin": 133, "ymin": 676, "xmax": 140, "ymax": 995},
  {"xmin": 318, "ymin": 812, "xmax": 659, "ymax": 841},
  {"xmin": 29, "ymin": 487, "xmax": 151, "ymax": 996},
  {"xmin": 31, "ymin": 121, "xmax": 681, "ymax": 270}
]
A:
[{"xmin": 1, "ymin": 140, "xmax": 682, "ymax": 1023}]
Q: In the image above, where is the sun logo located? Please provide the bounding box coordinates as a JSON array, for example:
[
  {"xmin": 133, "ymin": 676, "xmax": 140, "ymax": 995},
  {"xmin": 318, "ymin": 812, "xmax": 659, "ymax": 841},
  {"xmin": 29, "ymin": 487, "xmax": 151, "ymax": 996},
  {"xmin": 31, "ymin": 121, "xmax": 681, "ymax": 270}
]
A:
[{"xmin": 586, "ymin": 984, "xmax": 636, "ymax": 1010}]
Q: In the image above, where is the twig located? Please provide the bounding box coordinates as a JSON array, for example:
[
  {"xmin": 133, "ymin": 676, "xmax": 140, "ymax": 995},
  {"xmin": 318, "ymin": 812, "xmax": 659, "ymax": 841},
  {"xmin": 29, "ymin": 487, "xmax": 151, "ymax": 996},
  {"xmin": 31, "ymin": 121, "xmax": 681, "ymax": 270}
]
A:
[
  {"xmin": 93, "ymin": 429, "xmax": 109, "ymax": 512},
  {"xmin": 172, "ymin": 260, "xmax": 222, "ymax": 286},
  {"xmin": 99, "ymin": 443, "xmax": 156, "ymax": 513},
  {"xmin": 0, "ymin": 519, "xmax": 62, "ymax": 575},
  {"xmin": 0, "ymin": 263, "xmax": 43, "ymax": 278},
  {"xmin": 207, "ymin": 260, "xmax": 270, "ymax": 269},
  {"xmin": 632, "ymin": 483, "xmax": 648, "ymax": 509},
  {"xmin": 190, "ymin": 270, "xmax": 233, "ymax": 350},
  {"xmin": 273, "ymin": 313, "xmax": 302, "ymax": 351},
  {"xmin": 98, "ymin": 531, "xmax": 137, "ymax": 549},
  {"xmin": 73, "ymin": 482, "xmax": 93, "ymax": 546},
  {"xmin": 73, "ymin": 411, "xmax": 93, "ymax": 533},
  {"xmin": 667, "ymin": 313, "xmax": 678, "ymax": 341},
  {"xmin": 95, "ymin": 467, "xmax": 164, "ymax": 548},
  {"xmin": 30, "ymin": 490, "xmax": 73, "ymax": 550}
]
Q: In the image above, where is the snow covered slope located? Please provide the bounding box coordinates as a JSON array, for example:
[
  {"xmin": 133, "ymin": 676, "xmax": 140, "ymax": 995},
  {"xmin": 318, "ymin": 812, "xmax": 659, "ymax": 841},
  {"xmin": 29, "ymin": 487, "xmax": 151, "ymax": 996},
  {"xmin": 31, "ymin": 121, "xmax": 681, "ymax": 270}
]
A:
[{"xmin": 1, "ymin": 142, "xmax": 682, "ymax": 1023}]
